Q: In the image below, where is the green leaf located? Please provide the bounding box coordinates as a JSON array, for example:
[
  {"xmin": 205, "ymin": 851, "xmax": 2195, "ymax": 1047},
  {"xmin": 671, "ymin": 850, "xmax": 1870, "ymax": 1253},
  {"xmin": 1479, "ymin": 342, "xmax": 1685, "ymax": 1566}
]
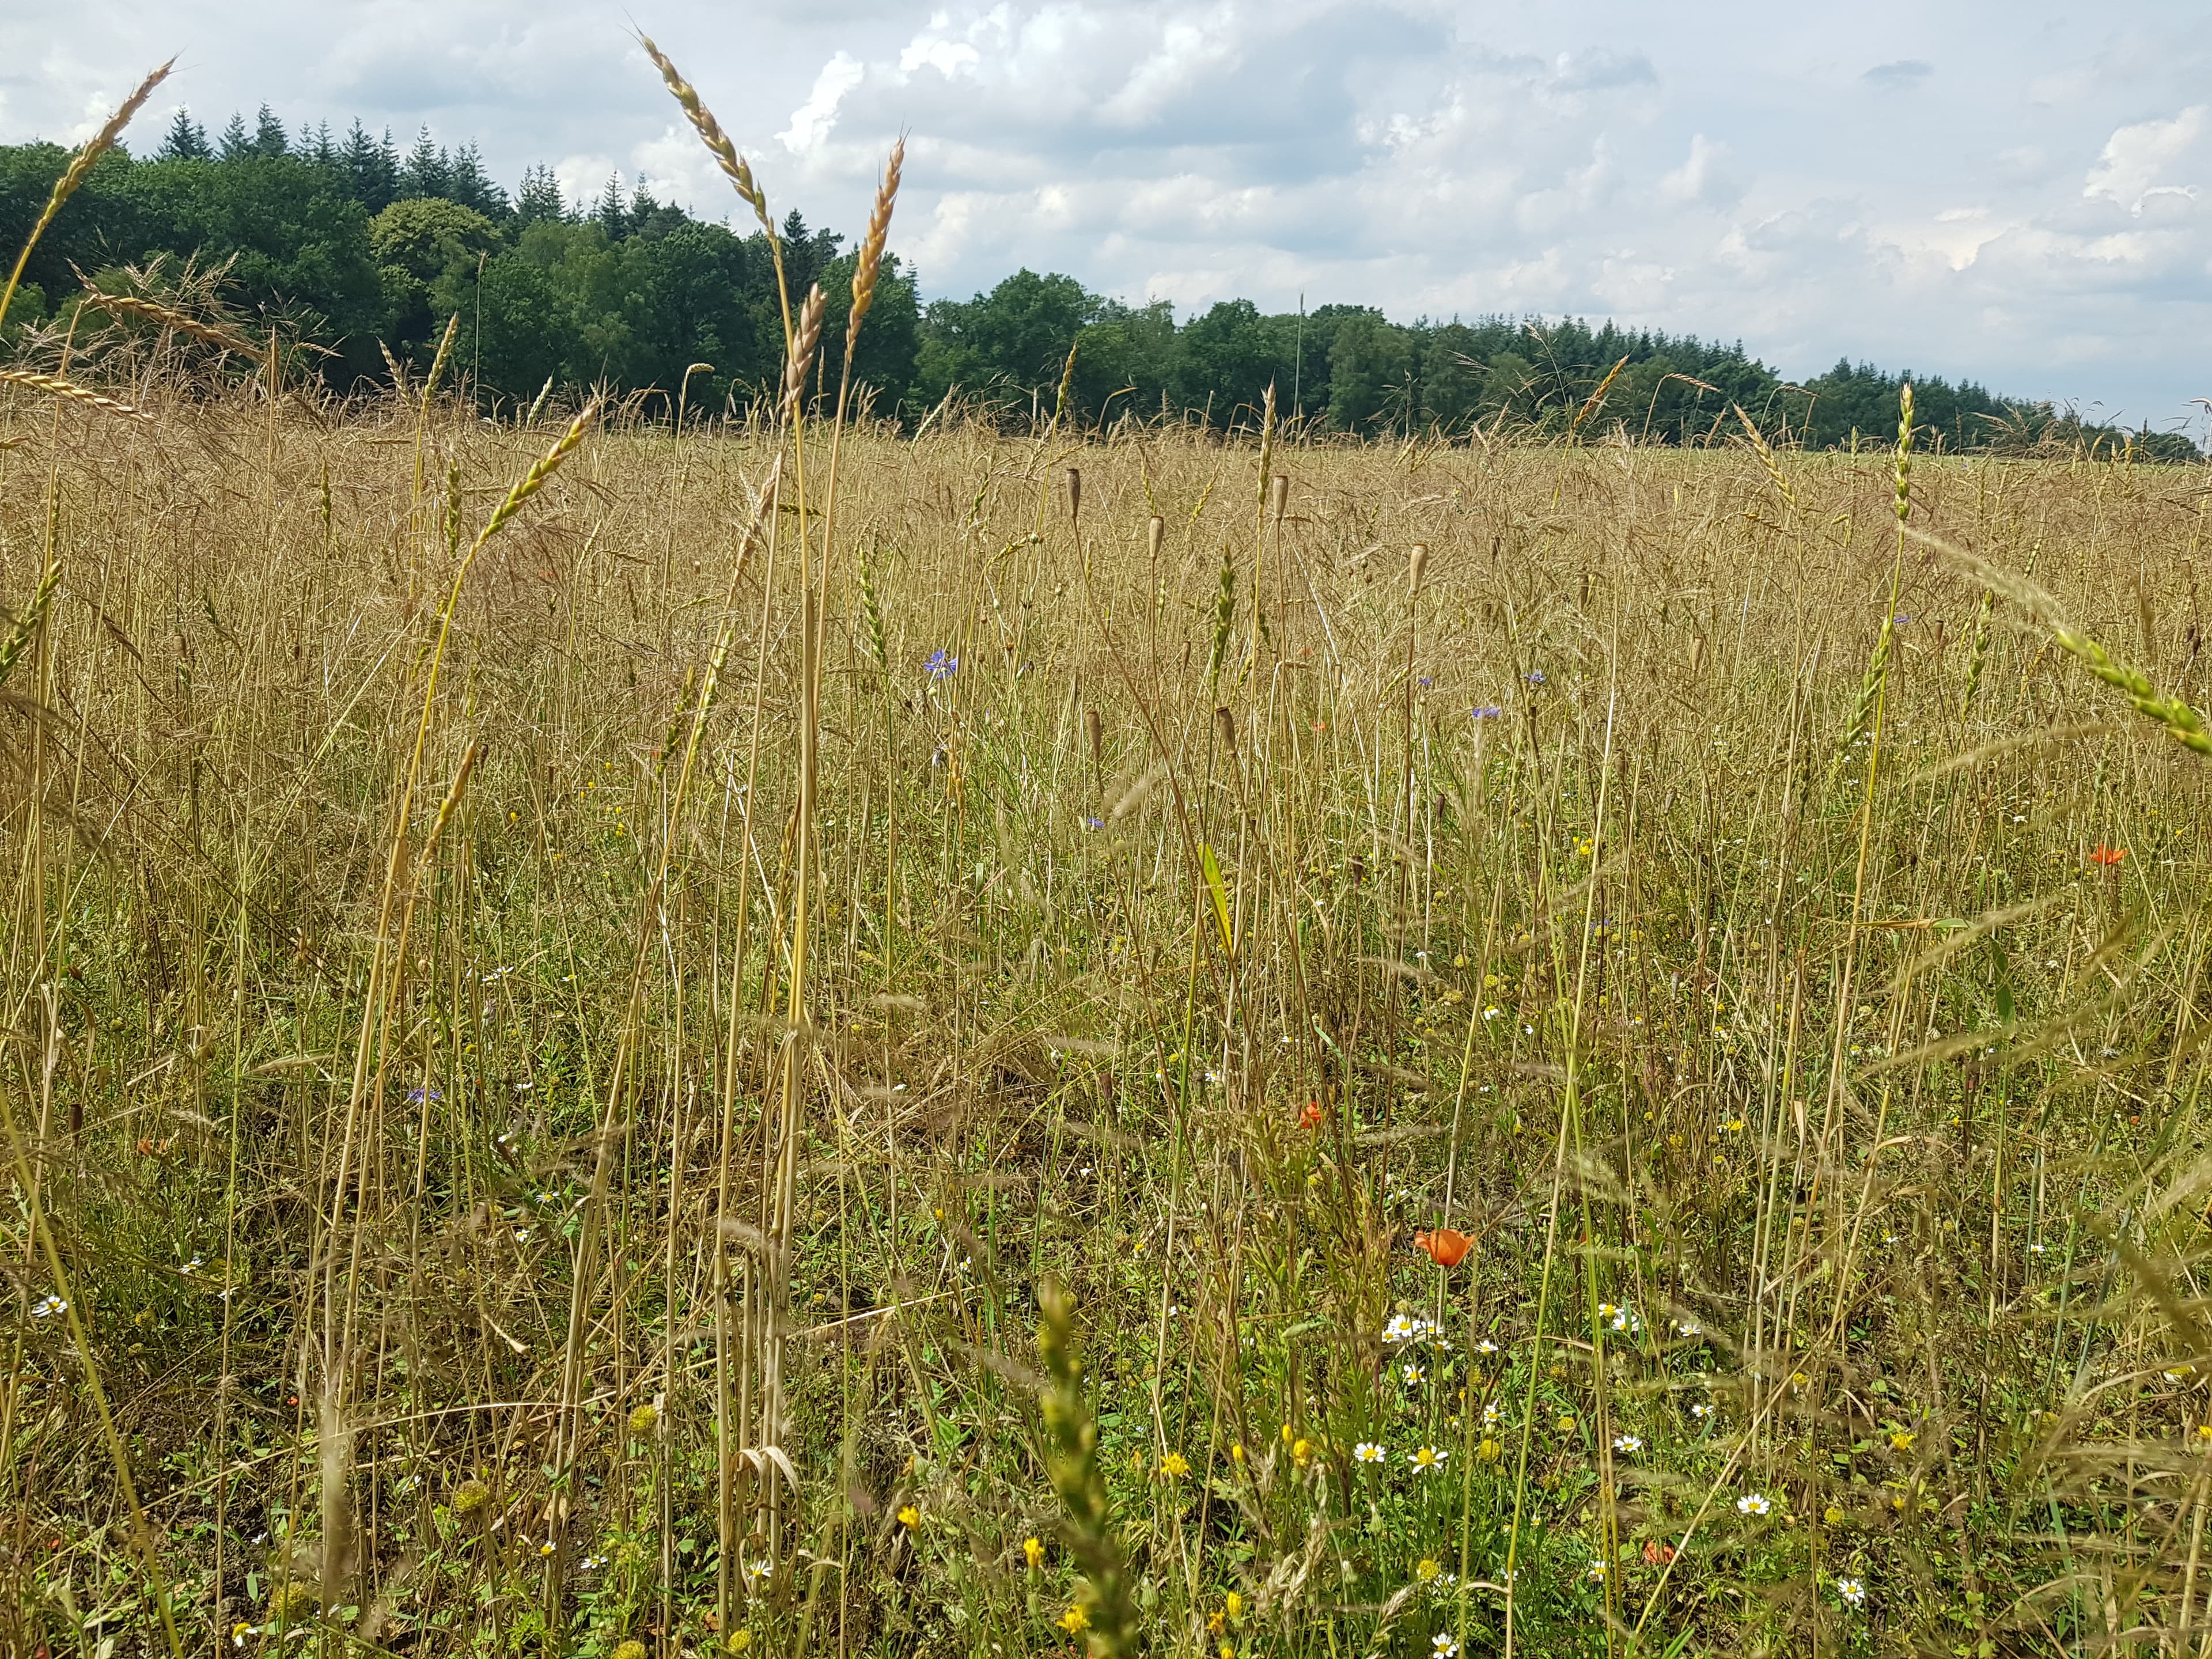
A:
[{"xmin": 1199, "ymin": 843, "xmax": 1234, "ymax": 960}]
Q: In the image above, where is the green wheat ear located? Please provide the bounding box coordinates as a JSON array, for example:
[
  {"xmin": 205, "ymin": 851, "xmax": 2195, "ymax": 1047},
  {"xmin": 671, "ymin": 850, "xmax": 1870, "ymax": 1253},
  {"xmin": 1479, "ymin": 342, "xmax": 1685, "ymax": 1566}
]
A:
[
  {"xmin": 858, "ymin": 535, "xmax": 891, "ymax": 675},
  {"xmin": 0, "ymin": 558, "xmax": 61, "ymax": 691},
  {"xmin": 1206, "ymin": 541, "xmax": 1237, "ymax": 699},
  {"xmin": 1830, "ymin": 382, "xmax": 1914, "ymax": 786},
  {"xmin": 1036, "ymin": 1278, "xmax": 1135, "ymax": 1657}
]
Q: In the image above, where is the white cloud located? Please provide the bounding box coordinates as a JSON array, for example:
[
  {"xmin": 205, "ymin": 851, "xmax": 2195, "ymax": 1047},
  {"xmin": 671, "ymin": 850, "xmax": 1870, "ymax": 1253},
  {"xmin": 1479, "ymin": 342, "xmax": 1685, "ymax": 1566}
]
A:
[
  {"xmin": 2084, "ymin": 107, "xmax": 2205, "ymax": 215},
  {"xmin": 780, "ymin": 52, "xmax": 865, "ymax": 154}
]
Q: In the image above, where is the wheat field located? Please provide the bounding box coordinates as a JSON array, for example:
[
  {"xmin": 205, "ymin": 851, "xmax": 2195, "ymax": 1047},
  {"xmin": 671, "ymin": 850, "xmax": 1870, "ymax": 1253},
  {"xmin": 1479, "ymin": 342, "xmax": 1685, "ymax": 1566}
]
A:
[
  {"xmin": 1, "ymin": 369, "xmax": 2210, "ymax": 1659},
  {"xmin": 2, "ymin": 51, "xmax": 2211, "ymax": 1659}
]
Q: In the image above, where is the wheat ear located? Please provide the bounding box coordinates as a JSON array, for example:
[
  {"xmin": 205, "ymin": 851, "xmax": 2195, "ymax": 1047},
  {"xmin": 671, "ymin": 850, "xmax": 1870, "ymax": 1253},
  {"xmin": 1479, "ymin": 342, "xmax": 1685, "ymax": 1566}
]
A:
[
  {"xmin": 782, "ymin": 284, "xmax": 825, "ymax": 422},
  {"xmin": 80, "ymin": 285, "xmax": 257, "ymax": 355},
  {"xmin": 846, "ymin": 138, "xmax": 905, "ymax": 356},
  {"xmin": 0, "ymin": 59, "xmax": 172, "ymax": 332},
  {"xmin": 0, "ymin": 369, "xmax": 154, "ymax": 424},
  {"xmin": 637, "ymin": 34, "xmax": 777, "ymax": 244},
  {"xmin": 0, "ymin": 558, "xmax": 62, "ymax": 690}
]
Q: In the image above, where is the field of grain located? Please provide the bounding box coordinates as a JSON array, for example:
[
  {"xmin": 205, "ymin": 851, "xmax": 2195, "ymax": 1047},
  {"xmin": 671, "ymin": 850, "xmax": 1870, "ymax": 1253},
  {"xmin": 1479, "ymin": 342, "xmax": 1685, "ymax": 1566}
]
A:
[{"xmin": 1, "ymin": 346, "xmax": 2210, "ymax": 1659}]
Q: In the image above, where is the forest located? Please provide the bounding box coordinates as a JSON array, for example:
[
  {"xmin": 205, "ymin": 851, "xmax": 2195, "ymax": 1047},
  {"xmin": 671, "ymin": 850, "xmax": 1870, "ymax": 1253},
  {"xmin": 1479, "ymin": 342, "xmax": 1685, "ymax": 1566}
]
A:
[{"xmin": 0, "ymin": 106, "xmax": 2193, "ymax": 455}]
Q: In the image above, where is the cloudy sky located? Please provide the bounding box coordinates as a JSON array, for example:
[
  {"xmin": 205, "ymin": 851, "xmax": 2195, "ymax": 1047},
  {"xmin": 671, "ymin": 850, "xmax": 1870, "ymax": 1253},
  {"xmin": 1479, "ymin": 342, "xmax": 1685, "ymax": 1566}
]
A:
[{"xmin": 6, "ymin": 1, "xmax": 2211, "ymax": 429}]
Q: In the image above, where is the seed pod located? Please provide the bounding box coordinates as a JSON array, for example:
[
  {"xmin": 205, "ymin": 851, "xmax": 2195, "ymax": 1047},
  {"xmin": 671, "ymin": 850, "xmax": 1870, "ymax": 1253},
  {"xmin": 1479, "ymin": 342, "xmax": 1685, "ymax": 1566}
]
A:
[
  {"xmin": 1215, "ymin": 706, "xmax": 1236, "ymax": 749},
  {"xmin": 1066, "ymin": 465, "xmax": 1082, "ymax": 520},
  {"xmin": 1408, "ymin": 541, "xmax": 1429, "ymax": 597},
  {"xmin": 1148, "ymin": 516, "xmax": 1164, "ymax": 562},
  {"xmin": 1084, "ymin": 707, "xmax": 1103, "ymax": 767},
  {"xmin": 1270, "ymin": 473, "xmax": 1289, "ymax": 521}
]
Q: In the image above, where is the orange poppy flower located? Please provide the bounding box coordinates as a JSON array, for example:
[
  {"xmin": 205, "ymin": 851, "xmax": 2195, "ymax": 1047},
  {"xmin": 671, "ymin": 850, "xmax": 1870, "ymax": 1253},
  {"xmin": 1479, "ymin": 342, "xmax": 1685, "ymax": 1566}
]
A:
[
  {"xmin": 2089, "ymin": 844, "xmax": 2126, "ymax": 867},
  {"xmin": 1415, "ymin": 1227, "xmax": 1472, "ymax": 1267},
  {"xmin": 1300, "ymin": 1100, "xmax": 1325, "ymax": 1130}
]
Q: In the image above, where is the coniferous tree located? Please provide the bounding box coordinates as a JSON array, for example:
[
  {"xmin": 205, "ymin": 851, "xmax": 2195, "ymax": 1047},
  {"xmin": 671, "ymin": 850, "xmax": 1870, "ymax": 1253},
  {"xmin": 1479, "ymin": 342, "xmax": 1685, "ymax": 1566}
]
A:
[
  {"xmin": 156, "ymin": 108, "xmax": 211, "ymax": 161},
  {"xmin": 594, "ymin": 175, "xmax": 627, "ymax": 239},
  {"xmin": 338, "ymin": 120, "xmax": 397, "ymax": 210},
  {"xmin": 305, "ymin": 122, "xmax": 336, "ymax": 168},
  {"xmin": 515, "ymin": 165, "xmax": 565, "ymax": 224},
  {"xmin": 447, "ymin": 143, "xmax": 507, "ymax": 217},
  {"xmin": 400, "ymin": 128, "xmax": 449, "ymax": 199},
  {"xmin": 253, "ymin": 104, "xmax": 289, "ymax": 158},
  {"xmin": 217, "ymin": 113, "xmax": 252, "ymax": 161}
]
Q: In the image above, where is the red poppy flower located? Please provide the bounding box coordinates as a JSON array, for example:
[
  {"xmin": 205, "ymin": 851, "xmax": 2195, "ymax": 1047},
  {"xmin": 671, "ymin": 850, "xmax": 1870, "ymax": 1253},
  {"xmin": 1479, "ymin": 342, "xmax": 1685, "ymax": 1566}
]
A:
[
  {"xmin": 1641, "ymin": 1540, "xmax": 1676, "ymax": 1566},
  {"xmin": 1415, "ymin": 1227, "xmax": 1473, "ymax": 1267},
  {"xmin": 1300, "ymin": 1100, "xmax": 1325, "ymax": 1130},
  {"xmin": 2089, "ymin": 844, "xmax": 2126, "ymax": 867}
]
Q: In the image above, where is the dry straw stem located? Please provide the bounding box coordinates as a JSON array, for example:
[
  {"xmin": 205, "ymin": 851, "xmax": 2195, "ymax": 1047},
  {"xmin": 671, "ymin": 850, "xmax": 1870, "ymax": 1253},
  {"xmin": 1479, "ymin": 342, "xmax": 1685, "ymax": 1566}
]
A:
[
  {"xmin": 0, "ymin": 58, "xmax": 172, "ymax": 331},
  {"xmin": 0, "ymin": 369, "xmax": 154, "ymax": 425}
]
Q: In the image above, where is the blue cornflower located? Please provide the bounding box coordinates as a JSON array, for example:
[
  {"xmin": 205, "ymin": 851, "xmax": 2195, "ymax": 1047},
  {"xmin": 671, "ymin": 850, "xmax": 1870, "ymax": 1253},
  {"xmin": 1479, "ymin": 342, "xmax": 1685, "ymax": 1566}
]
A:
[
  {"xmin": 1418, "ymin": 676, "xmax": 1434, "ymax": 690},
  {"xmin": 1471, "ymin": 704, "xmax": 1505, "ymax": 720},
  {"xmin": 405, "ymin": 1085, "xmax": 443, "ymax": 1105},
  {"xmin": 1525, "ymin": 669, "xmax": 1547, "ymax": 686},
  {"xmin": 925, "ymin": 649, "xmax": 958, "ymax": 680},
  {"xmin": 1083, "ymin": 815, "xmax": 1104, "ymax": 831},
  {"xmin": 1891, "ymin": 612, "xmax": 1912, "ymax": 626}
]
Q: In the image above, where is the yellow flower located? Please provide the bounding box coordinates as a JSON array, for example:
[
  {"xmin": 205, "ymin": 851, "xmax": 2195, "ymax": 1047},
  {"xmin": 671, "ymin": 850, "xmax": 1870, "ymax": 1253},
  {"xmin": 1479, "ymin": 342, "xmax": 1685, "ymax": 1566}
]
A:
[
  {"xmin": 612, "ymin": 1643, "xmax": 648, "ymax": 1659},
  {"xmin": 1281, "ymin": 1423, "xmax": 1294, "ymax": 1445},
  {"xmin": 1230, "ymin": 1442, "xmax": 1244, "ymax": 1463},
  {"xmin": 1219, "ymin": 1645, "xmax": 1235, "ymax": 1659},
  {"xmin": 729, "ymin": 1634, "xmax": 753, "ymax": 1654},
  {"xmin": 1208, "ymin": 1611, "xmax": 1225, "ymax": 1635},
  {"xmin": 1161, "ymin": 1452, "xmax": 1190, "ymax": 1478},
  {"xmin": 1291, "ymin": 1437, "xmax": 1313, "ymax": 1468},
  {"xmin": 1889, "ymin": 1430, "xmax": 1915, "ymax": 1452},
  {"xmin": 1024, "ymin": 1536, "xmax": 1044, "ymax": 1571},
  {"xmin": 1059, "ymin": 1604, "xmax": 1090, "ymax": 1635},
  {"xmin": 1416, "ymin": 1556, "xmax": 1442, "ymax": 1581},
  {"xmin": 897, "ymin": 1505, "xmax": 921, "ymax": 1529},
  {"xmin": 1824, "ymin": 1505, "xmax": 1846, "ymax": 1526},
  {"xmin": 1556, "ymin": 1415, "xmax": 1576, "ymax": 1434},
  {"xmin": 1478, "ymin": 1438, "xmax": 1502, "ymax": 1464},
  {"xmin": 1225, "ymin": 1592, "xmax": 1243, "ymax": 1623},
  {"xmin": 628, "ymin": 1402, "xmax": 659, "ymax": 1434}
]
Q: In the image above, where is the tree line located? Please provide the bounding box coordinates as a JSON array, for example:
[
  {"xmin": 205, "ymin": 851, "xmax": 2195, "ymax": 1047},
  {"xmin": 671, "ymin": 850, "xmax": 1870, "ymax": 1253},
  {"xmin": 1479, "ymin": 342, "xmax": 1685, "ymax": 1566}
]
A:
[{"xmin": 0, "ymin": 108, "xmax": 2192, "ymax": 457}]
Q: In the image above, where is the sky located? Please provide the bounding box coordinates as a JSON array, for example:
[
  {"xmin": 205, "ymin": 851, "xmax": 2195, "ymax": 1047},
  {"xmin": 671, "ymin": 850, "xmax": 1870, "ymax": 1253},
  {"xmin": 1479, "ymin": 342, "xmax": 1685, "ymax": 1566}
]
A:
[{"xmin": 6, "ymin": 1, "xmax": 2212, "ymax": 431}]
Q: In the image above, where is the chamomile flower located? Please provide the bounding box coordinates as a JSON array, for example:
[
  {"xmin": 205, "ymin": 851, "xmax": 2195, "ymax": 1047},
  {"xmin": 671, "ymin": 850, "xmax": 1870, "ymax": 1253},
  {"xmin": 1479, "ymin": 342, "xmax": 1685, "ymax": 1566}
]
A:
[
  {"xmin": 1403, "ymin": 1364, "xmax": 1426, "ymax": 1384},
  {"xmin": 1612, "ymin": 1434, "xmax": 1642, "ymax": 1453},
  {"xmin": 1736, "ymin": 1492, "xmax": 1771, "ymax": 1516},
  {"xmin": 1355, "ymin": 1441, "xmax": 1387, "ymax": 1464},
  {"xmin": 1433, "ymin": 1634, "xmax": 1460, "ymax": 1656},
  {"xmin": 1836, "ymin": 1576, "xmax": 1866, "ymax": 1608},
  {"xmin": 1409, "ymin": 1445, "xmax": 1448, "ymax": 1473}
]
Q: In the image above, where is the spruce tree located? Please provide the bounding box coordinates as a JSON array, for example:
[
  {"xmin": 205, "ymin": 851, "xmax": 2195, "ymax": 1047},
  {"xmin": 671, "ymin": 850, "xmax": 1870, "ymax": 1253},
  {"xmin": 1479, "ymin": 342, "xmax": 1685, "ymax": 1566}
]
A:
[
  {"xmin": 594, "ymin": 175, "xmax": 627, "ymax": 238},
  {"xmin": 253, "ymin": 104, "xmax": 289, "ymax": 158},
  {"xmin": 448, "ymin": 143, "xmax": 508, "ymax": 217},
  {"xmin": 339, "ymin": 120, "xmax": 397, "ymax": 210},
  {"xmin": 156, "ymin": 108, "xmax": 211, "ymax": 161},
  {"xmin": 217, "ymin": 112, "xmax": 252, "ymax": 161},
  {"xmin": 400, "ymin": 128, "xmax": 449, "ymax": 199},
  {"xmin": 516, "ymin": 165, "xmax": 565, "ymax": 224}
]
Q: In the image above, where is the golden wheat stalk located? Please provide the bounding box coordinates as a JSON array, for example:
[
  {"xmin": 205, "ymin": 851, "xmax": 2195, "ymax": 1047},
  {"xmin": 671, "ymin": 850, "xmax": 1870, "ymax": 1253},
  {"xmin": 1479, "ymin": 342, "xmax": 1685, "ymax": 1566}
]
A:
[
  {"xmin": 0, "ymin": 369, "xmax": 154, "ymax": 425},
  {"xmin": 79, "ymin": 285, "xmax": 256, "ymax": 355},
  {"xmin": 782, "ymin": 284, "xmax": 824, "ymax": 422},
  {"xmin": 0, "ymin": 59, "xmax": 173, "ymax": 332},
  {"xmin": 637, "ymin": 33, "xmax": 776, "ymax": 243},
  {"xmin": 846, "ymin": 138, "xmax": 904, "ymax": 354}
]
